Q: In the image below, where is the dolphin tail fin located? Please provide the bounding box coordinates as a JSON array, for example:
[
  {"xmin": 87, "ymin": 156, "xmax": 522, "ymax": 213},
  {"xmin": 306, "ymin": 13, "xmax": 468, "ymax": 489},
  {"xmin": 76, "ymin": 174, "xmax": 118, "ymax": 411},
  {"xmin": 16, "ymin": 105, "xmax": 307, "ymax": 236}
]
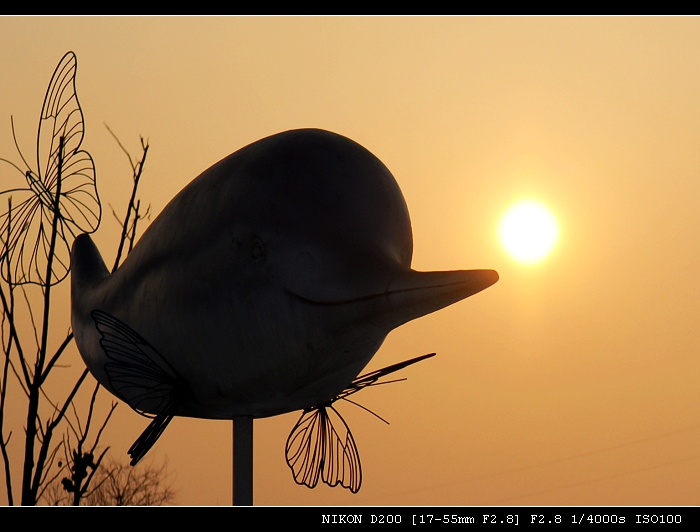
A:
[{"xmin": 71, "ymin": 233, "xmax": 110, "ymax": 289}]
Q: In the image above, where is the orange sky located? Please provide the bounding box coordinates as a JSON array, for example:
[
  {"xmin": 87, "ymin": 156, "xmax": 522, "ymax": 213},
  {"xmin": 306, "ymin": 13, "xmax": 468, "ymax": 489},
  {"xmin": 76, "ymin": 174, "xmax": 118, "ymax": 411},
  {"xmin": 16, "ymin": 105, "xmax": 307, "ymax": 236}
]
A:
[{"xmin": 2, "ymin": 16, "xmax": 700, "ymax": 505}]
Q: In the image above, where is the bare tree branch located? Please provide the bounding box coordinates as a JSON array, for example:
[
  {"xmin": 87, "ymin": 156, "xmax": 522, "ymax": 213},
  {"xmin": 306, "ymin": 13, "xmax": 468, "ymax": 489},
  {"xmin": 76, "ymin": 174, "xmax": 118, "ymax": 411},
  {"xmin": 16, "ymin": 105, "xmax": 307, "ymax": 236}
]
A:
[
  {"xmin": 106, "ymin": 125, "xmax": 150, "ymax": 273},
  {"xmin": 0, "ymin": 286, "xmax": 30, "ymax": 387},
  {"xmin": 83, "ymin": 458, "xmax": 175, "ymax": 506},
  {"xmin": 0, "ymin": 309, "xmax": 13, "ymax": 505},
  {"xmin": 41, "ymin": 332, "xmax": 75, "ymax": 384},
  {"xmin": 29, "ymin": 368, "xmax": 89, "ymax": 501},
  {"xmin": 20, "ymin": 285, "xmax": 40, "ymax": 350}
]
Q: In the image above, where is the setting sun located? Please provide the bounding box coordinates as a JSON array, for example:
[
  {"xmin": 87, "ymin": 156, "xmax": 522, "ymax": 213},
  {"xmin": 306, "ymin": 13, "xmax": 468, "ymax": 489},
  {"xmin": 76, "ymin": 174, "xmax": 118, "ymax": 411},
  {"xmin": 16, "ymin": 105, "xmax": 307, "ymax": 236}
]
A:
[{"xmin": 499, "ymin": 200, "xmax": 558, "ymax": 264}]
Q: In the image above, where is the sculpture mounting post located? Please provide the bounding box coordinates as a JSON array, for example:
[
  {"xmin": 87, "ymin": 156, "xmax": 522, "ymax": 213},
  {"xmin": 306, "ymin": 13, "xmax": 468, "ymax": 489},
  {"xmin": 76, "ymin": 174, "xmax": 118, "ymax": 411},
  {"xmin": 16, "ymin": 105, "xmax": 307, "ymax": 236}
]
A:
[{"xmin": 233, "ymin": 416, "xmax": 253, "ymax": 505}]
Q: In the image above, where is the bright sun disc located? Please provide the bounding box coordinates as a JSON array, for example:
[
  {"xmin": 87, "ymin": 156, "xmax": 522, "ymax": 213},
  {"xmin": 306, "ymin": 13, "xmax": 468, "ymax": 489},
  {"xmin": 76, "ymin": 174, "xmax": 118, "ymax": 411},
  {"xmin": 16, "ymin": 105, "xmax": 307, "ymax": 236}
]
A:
[{"xmin": 499, "ymin": 200, "xmax": 558, "ymax": 264}]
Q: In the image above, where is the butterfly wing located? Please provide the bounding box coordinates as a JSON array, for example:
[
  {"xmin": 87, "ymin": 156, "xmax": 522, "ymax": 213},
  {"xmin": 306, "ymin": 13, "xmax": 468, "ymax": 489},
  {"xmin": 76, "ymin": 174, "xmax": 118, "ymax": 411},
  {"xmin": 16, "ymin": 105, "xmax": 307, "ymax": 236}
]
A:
[
  {"xmin": 285, "ymin": 405, "xmax": 362, "ymax": 493},
  {"xmin": 92, "ymin": 310, "xmax": 180, "ymax": 417},
  {"xmin": 285, "ymin": 408, "xmax": 325, "ymax": 490},
  {"xmin": 38, "ymin": 51, "xmax": 100, "ymax": 282},
  {"xmin": 37, "ymin": 52, "xmax": 99, "ymax": 237},
  {"xmin": 321, "ymin": 405, "xmax": 362, "ymax": 493},
  {"xmin": 0, "ymin": 194, "xmax": 41, "ymax": 283},
  {"xmin": 127, "ymin": 413, "xmax": 174, "ymax": 466}
]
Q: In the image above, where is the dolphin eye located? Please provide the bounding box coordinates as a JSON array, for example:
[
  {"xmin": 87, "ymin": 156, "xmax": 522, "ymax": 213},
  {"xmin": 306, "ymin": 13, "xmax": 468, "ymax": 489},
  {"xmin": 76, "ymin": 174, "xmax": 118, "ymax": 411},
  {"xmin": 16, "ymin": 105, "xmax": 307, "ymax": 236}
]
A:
[{"xmin": 251, "ymin": 239, "xmax": 266, "ymax": 263}]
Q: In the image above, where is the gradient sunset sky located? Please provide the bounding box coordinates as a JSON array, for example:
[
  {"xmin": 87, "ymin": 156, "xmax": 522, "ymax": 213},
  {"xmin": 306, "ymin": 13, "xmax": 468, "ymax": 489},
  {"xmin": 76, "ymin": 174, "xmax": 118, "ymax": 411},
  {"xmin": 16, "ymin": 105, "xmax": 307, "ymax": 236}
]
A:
[{"xmin": 2, "ymin": 16, "xmax": 700, "ymax": 505}]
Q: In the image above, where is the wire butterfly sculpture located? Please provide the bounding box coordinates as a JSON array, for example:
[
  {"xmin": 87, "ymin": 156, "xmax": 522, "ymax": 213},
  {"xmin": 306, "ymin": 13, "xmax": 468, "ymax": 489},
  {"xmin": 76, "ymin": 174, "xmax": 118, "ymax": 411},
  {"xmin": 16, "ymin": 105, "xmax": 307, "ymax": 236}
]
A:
[
  {"xmin": 0, "ymin": 51, "xmax": 101, "ymax": 286},
  {"xmin": 285, "ymin": 352, "xmax": 435, "ymax": 493},
  {"xmin": 91, "ymin": 309, "xmax": 187, "ymax": 466},
  {"xmin": 91, "ymin": 307, "xmax": 434, "ymax": 488}
]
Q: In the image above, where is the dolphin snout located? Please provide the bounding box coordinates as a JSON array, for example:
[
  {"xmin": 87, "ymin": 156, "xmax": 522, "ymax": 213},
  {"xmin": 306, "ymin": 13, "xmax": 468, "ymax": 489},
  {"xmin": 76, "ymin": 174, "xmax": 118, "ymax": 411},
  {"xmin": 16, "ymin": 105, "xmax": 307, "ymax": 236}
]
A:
[{"xmin": 379, "ymin": 269, "xmax": 499, "ymax": 330}]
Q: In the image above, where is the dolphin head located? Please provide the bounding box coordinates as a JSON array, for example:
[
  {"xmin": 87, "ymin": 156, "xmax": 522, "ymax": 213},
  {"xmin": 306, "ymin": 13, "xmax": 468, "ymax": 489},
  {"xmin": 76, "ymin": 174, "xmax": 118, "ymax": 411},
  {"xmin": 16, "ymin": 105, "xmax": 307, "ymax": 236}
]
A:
[{"xmin": 72, "ymin": 129, "xmax": 497, "ymax": 419}]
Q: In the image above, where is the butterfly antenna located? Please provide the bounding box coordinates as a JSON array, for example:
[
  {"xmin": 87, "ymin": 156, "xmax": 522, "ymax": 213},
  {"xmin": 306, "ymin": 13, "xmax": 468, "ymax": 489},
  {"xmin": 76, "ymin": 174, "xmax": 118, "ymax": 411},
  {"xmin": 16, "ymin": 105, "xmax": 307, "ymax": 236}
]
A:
[
  {"xmin": 340, "ymin": 397, "xmax": 390, "ymax": 425},
  {"xmin": 364, "ymin": 377, "xmax": 407, "ymax": 388},
  {"xmin": 336, "ymin": 353, "xmax": 437, "ymax": 423},
  {"xmin": 9, "ymin": 116, "xmax": 31, "ymax": 173},
  {"xmin": 0, "ymin": 155, "xmax": 26, "ymax": 176},
  {"xmin": 352, "ymin": 353, "xmax": 436, "ymax": 387}
]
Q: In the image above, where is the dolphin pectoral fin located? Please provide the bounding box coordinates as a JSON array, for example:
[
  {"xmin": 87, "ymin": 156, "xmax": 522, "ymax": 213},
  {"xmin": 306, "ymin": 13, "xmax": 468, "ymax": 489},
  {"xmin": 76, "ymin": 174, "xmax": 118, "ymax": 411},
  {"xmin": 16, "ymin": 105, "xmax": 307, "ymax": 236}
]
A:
[
  {"xmin": 92, "ymin": 310, "xmax": 180, "ymax": 417},
  {"xmin": 128, "ymin": 412, "xmax": 174, "ymax": 466}
]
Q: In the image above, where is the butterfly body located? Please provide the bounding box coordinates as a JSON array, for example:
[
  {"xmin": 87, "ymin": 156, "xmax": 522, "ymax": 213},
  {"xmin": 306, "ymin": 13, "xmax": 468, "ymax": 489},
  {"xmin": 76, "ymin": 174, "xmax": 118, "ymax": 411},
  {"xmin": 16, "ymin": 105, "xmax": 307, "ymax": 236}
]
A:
[
  {"xmin": 26, "ymin": 171, "xmax": 55, "ymax": 209},
  {"xmin": 72, "ymin": 128, "xmax": 497, "ymax": 428}
]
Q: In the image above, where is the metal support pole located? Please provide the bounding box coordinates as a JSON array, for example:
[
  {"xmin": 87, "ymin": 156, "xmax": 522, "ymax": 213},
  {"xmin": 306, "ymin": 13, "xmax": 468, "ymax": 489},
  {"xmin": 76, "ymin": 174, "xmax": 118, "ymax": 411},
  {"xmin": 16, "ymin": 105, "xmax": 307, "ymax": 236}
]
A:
[{"xmin": 232, "ymin": 416, "xmax": 253, "ymax": 505}]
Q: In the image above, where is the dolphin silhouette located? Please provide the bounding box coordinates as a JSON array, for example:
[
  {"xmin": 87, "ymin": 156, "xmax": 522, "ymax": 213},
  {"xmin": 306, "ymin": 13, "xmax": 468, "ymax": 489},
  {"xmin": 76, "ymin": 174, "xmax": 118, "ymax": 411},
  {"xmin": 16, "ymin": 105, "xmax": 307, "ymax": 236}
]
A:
[{"xmin": 71, "ymin": 128, "xmax": 497, "ymax": 438}]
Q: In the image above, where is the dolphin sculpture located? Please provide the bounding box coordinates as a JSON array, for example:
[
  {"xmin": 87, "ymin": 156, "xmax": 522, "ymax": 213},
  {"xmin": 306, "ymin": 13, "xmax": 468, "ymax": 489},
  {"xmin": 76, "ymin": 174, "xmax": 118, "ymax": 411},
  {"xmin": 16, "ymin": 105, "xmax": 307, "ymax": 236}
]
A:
[{"xmin": 71, "ymin": 128, "xmax": 498, "ymax": 467}]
